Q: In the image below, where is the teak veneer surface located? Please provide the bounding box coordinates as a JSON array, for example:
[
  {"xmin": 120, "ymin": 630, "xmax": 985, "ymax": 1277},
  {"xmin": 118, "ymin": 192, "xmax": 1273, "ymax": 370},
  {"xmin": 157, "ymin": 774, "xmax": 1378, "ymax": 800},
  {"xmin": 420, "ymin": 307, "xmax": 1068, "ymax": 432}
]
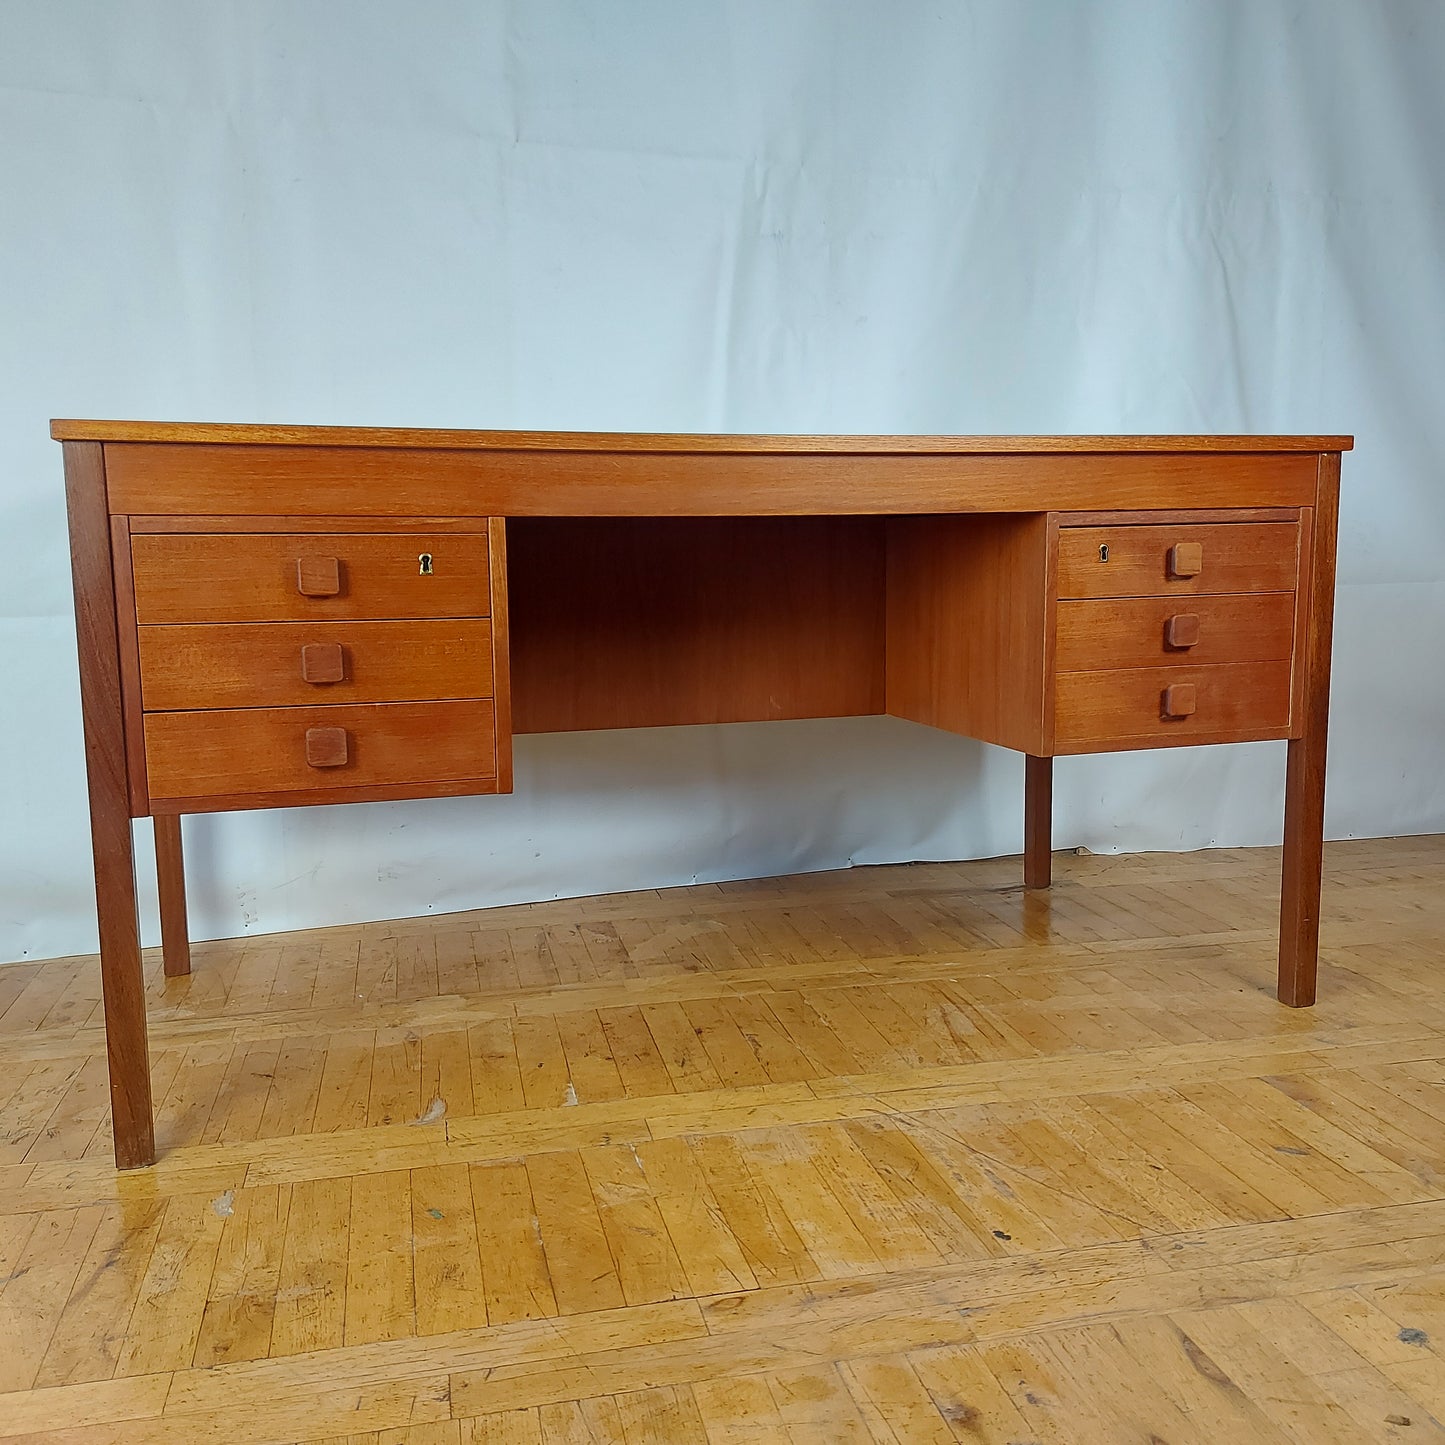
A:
[
  {"xmin": 1055, "ymin": 593, "xmax": 1297, "ymax": 671},
  {"xmin": 137, "ymin": 618, "xmax": 496, "ymax": 711},
  {"xmin": 130, "ymin": 531, "xmax": 491, "ymax": 623},
  {"xmin": 151, "ymin": 814, "xmax": 190, "ymax": 979},
  {"xmin": 1280, "ymin": 454, "xmax": 1342, "ymax": 1007},
  {"xmin": 509, "ymin": 517, "xmax": 885, "ymax": 734},
  {"xmin": 51, "ymin": 418, "xmax": 1355, "ymax": 450},
  {"xmin": 884, "ymin": 514, "xmax": 1052, "ymax": 755},
  {"xmin": 1054, "ymin": 660, "xmax": 1294, "ymax": 751},
  {"xmin": 101, "ymin": 443, "xmax": 1325, "ymax": 515},
  {"xmin": 60, "ymin": 442, "xmax": 154, "ymax": 1168},
  {"xmin": 1057, "ymin": 522, "xmax": 1301, "ymax": 599},
  {"xmin": 144, "ymin": 699, "xmax": 499, "ymax": 802}
]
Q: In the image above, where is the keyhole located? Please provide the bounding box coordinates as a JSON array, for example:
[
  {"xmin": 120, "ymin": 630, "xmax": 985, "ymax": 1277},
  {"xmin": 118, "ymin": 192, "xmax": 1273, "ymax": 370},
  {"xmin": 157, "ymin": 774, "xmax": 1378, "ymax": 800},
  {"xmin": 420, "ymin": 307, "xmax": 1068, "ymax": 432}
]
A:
[
  {"xmin": 1099, "ymin": 543, "xmax": 1109, "ymax": 562},
  {"xmin": 418, "ymin": 553, "xmax": 434, "ymax": 575}
]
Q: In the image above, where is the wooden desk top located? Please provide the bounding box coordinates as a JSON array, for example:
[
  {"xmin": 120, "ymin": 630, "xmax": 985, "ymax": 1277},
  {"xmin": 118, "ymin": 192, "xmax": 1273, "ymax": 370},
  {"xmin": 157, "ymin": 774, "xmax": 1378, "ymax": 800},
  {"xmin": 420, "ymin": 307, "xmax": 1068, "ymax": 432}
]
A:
[
  {"xmin": 55, "ymin": 423, "xmax": 1352, "ymax": 517},
  {"xmin": 51, "ymin": 420, "xmax": 1353, "ymax": 453}
]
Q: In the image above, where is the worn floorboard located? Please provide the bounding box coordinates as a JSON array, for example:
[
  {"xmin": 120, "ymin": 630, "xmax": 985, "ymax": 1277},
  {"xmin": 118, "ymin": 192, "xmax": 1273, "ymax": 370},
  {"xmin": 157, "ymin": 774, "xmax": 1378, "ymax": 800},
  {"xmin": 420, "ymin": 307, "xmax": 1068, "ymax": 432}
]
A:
[{"xmin": 1, "ymin": 837, "xmax": 1444, "ymax": 1441}]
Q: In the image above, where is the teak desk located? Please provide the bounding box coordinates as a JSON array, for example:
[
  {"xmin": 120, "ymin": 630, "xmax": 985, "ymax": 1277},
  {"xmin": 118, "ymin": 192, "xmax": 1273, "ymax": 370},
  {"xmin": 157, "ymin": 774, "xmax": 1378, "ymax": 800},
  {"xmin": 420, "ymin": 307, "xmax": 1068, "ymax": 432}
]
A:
[{"xmin": 55, "ymin": 422, "xmax": 1351, "ymax": 1168}]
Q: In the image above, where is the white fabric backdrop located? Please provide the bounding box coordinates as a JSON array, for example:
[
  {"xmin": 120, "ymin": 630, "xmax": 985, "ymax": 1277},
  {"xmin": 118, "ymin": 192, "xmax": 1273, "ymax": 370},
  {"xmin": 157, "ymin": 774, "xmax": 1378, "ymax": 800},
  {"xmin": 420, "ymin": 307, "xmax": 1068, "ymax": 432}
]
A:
[{"xmin": 2, "ymin": 1, "xmax": 1442, "ymax": 963}]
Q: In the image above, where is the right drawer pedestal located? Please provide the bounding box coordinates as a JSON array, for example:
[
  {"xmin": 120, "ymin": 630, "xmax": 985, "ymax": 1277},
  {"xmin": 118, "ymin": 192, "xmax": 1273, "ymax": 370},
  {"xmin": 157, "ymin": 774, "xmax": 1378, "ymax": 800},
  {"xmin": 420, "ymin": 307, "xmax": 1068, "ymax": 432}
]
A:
[{"xmin": 1052, "ymin": 514, "xmax": 1302, "ymax": 754}]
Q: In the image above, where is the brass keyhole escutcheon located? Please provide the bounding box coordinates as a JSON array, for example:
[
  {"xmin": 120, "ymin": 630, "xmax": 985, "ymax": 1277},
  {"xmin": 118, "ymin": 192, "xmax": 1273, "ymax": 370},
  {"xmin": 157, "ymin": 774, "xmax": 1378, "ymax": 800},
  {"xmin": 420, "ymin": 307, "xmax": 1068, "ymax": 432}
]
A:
[
  {"xmin": 418, "ymin": 552, "xmax": 434, "ymax": 575},
  {"xmin": 1099, "ymin": 543, "xmax": 1109, "ymax": 562}
]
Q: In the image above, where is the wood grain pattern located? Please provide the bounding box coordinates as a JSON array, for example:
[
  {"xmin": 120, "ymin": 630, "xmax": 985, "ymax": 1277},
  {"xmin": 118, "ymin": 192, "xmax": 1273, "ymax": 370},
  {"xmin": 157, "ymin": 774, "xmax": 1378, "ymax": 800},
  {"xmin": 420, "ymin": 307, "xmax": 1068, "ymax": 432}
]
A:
[
  {"xmin": 1024, "ymin": 755, "xmax": 1052, "ymax": 889},
  {"xmin": 1058, "ymin": 507, "xmax": 1303, "ymax": 526},
  {"xmin": 1056, "ymin": 593, "xmax": 1296, "ymax": 672},
  {"xmin": 1, "ymin": 834, "xmax": 1439, "ymax": 1443},
  {"xmin": 1164, "ymin": 613, "xmax": 1202, "ymax": 648},
  {"xmin": 1058, "ymin": 522, "xmax": 1300, "ymax": 598},
  {"xmin": 129, "ymin": 514, "xmax": 490, "ymax": 533},
  {"xmin": 137, "ymin": 619, "xmax": 495, "ymax": 711},
  {"xmin": 884, "ymin": 514, "xmax": 1050, "ymax": 754},
  {"xmin": 294, "ymin": 555, "xmax": 340, "ymax": 598},
  {"xmin": 1279, "ymin": 456, "xmax": 1342, "ymax": 1006},
  {"xmin": 303, "ymin": 726, "xmax": 349, "ymax": 769},
  {"xmin": 148, "ymin": 776, "xmax": 512, "ymax": 816},
  {"xmin": 53, "ymin": 418, "xmax": 1355, "ymax": 450},
  {"xmin": 101, "ymin": 444, "xmax": 1324, "ymax": 517},
  {"xmin": 299, "ymin": 643, "xmax": 345, "ymax": 685},
  {"xmin": 145, "ymin": 700, "xmax": 498, "ymax": 801},
  {"xmin": 489, "ymin": 518, "xmax": 514, "ymax": 794},
  {"xmin": 130, "ymin": 531, "xmax": 490, "ymax": 623},
  {"xmin": 509, "ymin": 518, "xmax": 884, "ymax": 734},
  {"xmin": 1054, "ymin": 661, "xmax": 1292, "ymax": 751},
  {"xmin": 1289, "ymin": 506, "xmax": 1317, "ymax": 740},
  {"xmin": 1161, "ymin": 683, "xmax": 1198, "ymax": 718},
  {"xmin": 1041, "ymin": 513, "xmax": 1061, "ymax": 754},
  {"xmin": 1168, "ymin": 541, "xmax": 1204, "ymax": 578},
  {"xmin": 108, "ymin": 515, "xmax": 149, "ymax": 816},
  {"xmin": 153, "ymin": 815, "xmax": 190, "ymax": 978},
  {"xmin": 61, "ymin": 441, "xmax": 155, "ymax": 1168}
]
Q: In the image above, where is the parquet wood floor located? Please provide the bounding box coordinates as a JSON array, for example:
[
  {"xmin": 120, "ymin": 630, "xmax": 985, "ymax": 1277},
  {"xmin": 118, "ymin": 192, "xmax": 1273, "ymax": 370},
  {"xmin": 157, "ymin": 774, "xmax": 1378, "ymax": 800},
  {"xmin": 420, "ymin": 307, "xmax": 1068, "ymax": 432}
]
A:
[{"xmin": 2, "ymin": 837, "xmax": 1445, "ymax": 1441}]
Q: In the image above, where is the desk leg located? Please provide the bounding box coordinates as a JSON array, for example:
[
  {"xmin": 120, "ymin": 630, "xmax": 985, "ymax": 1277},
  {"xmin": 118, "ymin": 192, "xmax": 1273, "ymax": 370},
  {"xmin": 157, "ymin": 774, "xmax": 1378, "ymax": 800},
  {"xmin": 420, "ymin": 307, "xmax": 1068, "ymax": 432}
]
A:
[
  {"xmin": 65, "ymin": 441, "xmax": 156, "ymax": 1168},
  {"xmin": 1279, "ymin": 738, "xmax": 1327, "ymax": 1006},
  {"xmin": 155, "ymin": 815, "xmax": 191, "ymax": 977},
  {"xmin": 1278, "ymin": 456, "xmax": 1340, "ymax": 1007},
  {"xmin": 1024, "ymin": 754, "xmax": 1052, "ymax": 889}
]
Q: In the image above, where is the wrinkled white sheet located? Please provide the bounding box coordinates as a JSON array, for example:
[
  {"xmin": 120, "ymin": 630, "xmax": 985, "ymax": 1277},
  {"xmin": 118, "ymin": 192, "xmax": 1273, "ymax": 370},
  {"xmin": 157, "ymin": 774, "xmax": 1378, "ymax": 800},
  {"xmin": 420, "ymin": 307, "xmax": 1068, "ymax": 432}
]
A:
[{"xmin": 2, "ymin": 1, "xmax": 1441, "ymax": 960}]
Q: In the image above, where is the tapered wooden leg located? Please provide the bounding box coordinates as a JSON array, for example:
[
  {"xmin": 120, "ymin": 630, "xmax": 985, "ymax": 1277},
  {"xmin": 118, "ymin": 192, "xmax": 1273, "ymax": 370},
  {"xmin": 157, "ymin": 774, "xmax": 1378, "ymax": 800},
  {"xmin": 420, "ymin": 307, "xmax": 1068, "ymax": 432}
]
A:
[
  {"xmin": 1024, "ymin": 753, "xmax": 1053, "ymax": 889},
  {"xmin": 154, "ymin": 814, "xmax": 191, "ymax": 977},
  {"xmin": 65, "ymin": 441, "xmax": 156, "ymax": 1168},
  {"xmin": 1279, "ymin": 735, "xmax": 1328, "ymax": 1005},
  {"xmin": 93, "ymin": 823, "xmax": 153, "ymax": 1167},
  {"xmin": 1278, "ymin": 455, "xmax": 1341, "ymax": 1007}
]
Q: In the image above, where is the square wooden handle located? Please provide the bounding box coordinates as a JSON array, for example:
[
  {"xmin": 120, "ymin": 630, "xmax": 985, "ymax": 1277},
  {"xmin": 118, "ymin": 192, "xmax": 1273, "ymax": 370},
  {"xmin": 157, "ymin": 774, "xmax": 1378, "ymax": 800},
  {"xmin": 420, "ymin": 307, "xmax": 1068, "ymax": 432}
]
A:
[
  {"xmin": 304, "ymin": 726, "xmax": 349, "ymax": 768},
  {"xmin": 1165, "ymin": 613, "xmax": 1201, "ymax": 648},
  {"xmin": 296, "ymin": 556, "xmax": 341, "ymax": 597},
  {"xmin": 1168, "ymin": 542, "xmax": 1203, "ymax": 579},
  {"xmin": 1161, "ymin": 684, "xmax": 1198, "ymax": 719},
  {"xmin": 300, "ymin": 643, "xmax": 346, "ymax": 684}
]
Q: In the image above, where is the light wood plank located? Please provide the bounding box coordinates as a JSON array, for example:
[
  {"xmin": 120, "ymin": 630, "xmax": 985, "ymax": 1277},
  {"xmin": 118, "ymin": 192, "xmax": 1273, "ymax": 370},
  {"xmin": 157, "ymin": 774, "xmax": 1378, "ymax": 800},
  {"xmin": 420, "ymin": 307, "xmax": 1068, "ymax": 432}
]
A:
[{"xmin": 1, "ymin": 836, "xmax": 1443, "ymax": 1444}]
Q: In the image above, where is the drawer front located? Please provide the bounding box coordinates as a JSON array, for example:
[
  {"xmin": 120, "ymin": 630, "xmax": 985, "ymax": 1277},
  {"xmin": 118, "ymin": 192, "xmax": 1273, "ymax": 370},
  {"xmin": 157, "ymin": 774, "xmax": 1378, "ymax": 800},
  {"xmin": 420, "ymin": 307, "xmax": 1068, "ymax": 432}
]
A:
[
  {"xmin": 131, "ymin": 532, "xmax": 490, "ymax": 623},
  {"xmin": 145, "ymin": 700, "xmax": 497, "ymax": 801},
  {"xmin": 138, "ymin": 620, "xmax": 494, "ymax": 711},
  {"xmin": 1056, "ymin": 594, "xmax": 1295, "ymax": 672},
  {"xmin": 1055, "ymin": 662, "xmax": 1292, "ymax": 750},
  {"xmin": 1057, "ymin": 522, "xmax": 1299, "ymax": 598}
]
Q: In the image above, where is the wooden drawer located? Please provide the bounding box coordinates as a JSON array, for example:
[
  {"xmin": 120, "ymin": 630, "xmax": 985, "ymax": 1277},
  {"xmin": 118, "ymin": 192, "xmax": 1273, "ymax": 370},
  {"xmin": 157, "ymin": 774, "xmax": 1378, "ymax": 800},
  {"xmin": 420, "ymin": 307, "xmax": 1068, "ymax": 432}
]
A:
[
  {"xmin": 145, "ymin": 700, "xmax": 497, "ymax": 802},
  {"xmin": 1057, "ymin": 522, "xmax": 1298, "ymax": 598},
  {"xmin": 1056, "ymin": 594, "xmax": 1295, "ymax": 672},
  {"xmin": 1055, "ymin": 662, "xmax": 1292, "ymax": 750},
  {"xmin": 137, "ymin": 619, "xmax": 494, "ymax": 711},
  {"xmin": 131, "ymin": 532, "xmax": 490, "ymax": 623}
]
